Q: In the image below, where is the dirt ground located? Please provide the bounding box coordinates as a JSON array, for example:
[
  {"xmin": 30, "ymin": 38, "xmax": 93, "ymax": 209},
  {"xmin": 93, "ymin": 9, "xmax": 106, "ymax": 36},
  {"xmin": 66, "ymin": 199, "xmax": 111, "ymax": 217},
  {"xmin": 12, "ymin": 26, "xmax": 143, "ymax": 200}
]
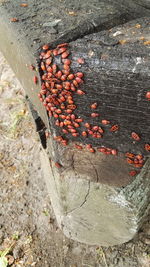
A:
[{"xmin": 0, "ymin": 51, "xmax": 150, "ymax": 267}]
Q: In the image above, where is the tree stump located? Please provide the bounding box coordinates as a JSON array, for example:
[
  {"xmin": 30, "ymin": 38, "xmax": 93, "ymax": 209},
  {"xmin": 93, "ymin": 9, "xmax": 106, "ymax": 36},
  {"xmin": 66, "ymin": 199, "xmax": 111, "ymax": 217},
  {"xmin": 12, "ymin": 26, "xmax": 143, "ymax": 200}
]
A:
[{"xmin": 0, "ymin": 0, "xmax": 150, "ymax": 246}]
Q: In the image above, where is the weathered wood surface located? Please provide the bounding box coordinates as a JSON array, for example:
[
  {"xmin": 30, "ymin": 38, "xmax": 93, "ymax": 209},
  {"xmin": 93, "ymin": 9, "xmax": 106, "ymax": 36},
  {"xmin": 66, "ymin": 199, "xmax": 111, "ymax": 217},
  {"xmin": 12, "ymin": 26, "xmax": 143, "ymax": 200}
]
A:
[
  {"xmin": 49, "ymin": 18, "xmax": 150, "ymax": 157},
  {"xmin": 0, "ymin": 0, "xmax": 150, "ymax": 246}
]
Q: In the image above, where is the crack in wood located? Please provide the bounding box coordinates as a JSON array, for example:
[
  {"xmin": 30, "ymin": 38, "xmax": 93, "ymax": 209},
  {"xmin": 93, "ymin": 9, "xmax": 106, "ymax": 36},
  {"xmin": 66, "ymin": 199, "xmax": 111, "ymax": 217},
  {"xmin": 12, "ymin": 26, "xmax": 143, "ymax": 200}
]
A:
[
  {"xmin": 65, "ymin": 180, "xmax": 91, "ymax": 215},
  {"xmin": 87, "ymin": 157, "xmax": 99, "ymax": 183}
]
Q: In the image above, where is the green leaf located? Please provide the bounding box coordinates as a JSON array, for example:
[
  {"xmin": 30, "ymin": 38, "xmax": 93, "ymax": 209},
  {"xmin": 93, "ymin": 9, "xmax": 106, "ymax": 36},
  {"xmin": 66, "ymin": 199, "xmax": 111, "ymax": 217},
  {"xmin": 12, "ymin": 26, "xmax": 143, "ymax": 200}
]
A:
[{"xmin": 0, "ymin": 256, "xmax": 8, "ymax": 267}]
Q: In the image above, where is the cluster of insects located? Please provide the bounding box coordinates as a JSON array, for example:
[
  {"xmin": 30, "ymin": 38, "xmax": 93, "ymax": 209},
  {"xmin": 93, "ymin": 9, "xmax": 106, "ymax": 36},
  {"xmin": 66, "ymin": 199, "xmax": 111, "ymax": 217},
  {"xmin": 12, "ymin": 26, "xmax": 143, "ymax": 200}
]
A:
[{"xmin": 31, "ymin": 43, "xmax": 149, "ymax": 176}]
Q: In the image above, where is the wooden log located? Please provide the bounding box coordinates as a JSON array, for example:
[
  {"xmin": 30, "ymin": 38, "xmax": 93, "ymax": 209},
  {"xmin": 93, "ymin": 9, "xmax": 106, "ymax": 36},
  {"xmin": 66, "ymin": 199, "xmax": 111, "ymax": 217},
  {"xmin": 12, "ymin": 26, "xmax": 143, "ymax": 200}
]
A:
[
  {"xmin": 38, "ymin": 17, "xmax": 150, "ymax": 246},
  {"xmin": 0, "ymin": 0, "xmax": 150, "ymax": 246}
]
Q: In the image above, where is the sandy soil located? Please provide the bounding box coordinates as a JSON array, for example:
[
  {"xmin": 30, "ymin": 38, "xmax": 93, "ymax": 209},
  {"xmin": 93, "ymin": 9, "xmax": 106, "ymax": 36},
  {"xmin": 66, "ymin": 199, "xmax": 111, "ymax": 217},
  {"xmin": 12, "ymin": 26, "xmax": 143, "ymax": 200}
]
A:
[{"xmin": 0, "ymin": 51, "xmax": 150, "ymax": 267}]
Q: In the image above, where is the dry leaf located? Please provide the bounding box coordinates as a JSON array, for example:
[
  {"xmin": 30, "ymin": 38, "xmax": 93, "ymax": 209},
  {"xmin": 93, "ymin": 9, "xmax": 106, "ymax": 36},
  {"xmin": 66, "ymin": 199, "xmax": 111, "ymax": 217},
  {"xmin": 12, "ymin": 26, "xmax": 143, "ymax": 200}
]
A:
[
  {"xmin": 68, "ymin": 11, "xmax": 77, "ymax": 16},
  {"xmin": 119, "ymin": 40, "xmax": 127, "ymax": 45},
  {"xmin": 135, "ymin": 24, "xmax": 141, "ymax": 28},
  {"xmin": 10, "ymin": 18, "xmax": 18, "ymax": 22},
  {"xmin": 143, "ymin": 41, "xmax": 150, "ymax": 45},
  {"xmin": 20, "ymin": 3, "xmax": 28, "ymax": 7}
]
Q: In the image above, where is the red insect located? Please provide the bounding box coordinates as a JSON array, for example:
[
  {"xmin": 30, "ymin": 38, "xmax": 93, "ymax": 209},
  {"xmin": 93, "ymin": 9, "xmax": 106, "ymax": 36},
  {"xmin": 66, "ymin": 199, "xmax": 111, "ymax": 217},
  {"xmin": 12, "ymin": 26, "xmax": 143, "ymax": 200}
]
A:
[
  {"xmin": 129, "ymin": 170, "xmax": 137, "ymax": 176},
  {"xmin": 135, "ymin": 154, "xmax": 143, "ymax": 160},
  {"xmin": 144, "ymin": 144, "xmax": 150, "ymax": 151},
  {"xmin": 42, "ymin": 44, "xmax": 49, "ymax": 50},
  {"xmin": 56, "ymin": 84, "xmax": 62, "ymax": 90},
  {"xmin": 145, "ymin": 91, "xmax": 150, "ymax": 100},
  {"xmin": 73, "ymin": 122, "xmax": 80, "ymax": 128},
  {"xmin": 72, "ymin": 133, "xmax": 79, "ymax": 137},
  {"xmin": 75, "ymin": 144, "xmax": 83, "ymax": 150},
  {"xmin": 97, "ymin": 147, "xmax": 106, "ymax": 153},
  {"xmin": 110, "ymin": 125, "xmax": 119, "ymax": 132},
  {"xmin": 66, "ymin": 115, "xmax": 71, "ymax": 120},
  {"xmin": 111, "ymin": 149, "xmax": 118, "ymax": 155},
  {"xmin": 61, "ymin": 140, "xmax": 68, "ymax": 146},
  {"xmin": 131, "ymin": 132, "xmax": 140, "ymax": 141},
  {"xmin": 63, "ymin": 64, "xmax": 70, "ymax": 71},
  {"xmin": 82, "ymin": 131, "xmax": 87, "ymax": 137},
  {"xmin": 125, "ymin": 152, "xmax": 135, "ymax": 159},
  {"xmin": 44, "ymin": 50, "xmax": 52, "ymax": 58},
  {"xmin": 69, "ymin": 128, "xmax": 77, "ymax": 133},
  {"xmin": 63, "ymin": 81, "xmax": 71, "ymax": 90},
  {"xmin": 67, "ymin": 125, "xmax": 73, "ymax": 129},
  {"xmin": 96, "ymin": 133, "xmax": 102, "ymax": 138},
  {"xmin": 84, "ymin": 123, "xmax": 91, "ymax": 128},
  {"xmin": 61, "ymin": 75, "xmax": 67, "ymax": 81},
  {"xmin": 75, "ymin": 118, "xmax": 83, "ymax": 122},
  {"xmin": 91, "ymin": 113, "xmax": 99, "ymax": 118},
  {"xmin": 62, "ymin": 129, "xmax": 68, "ymax": 134},
  {"xmin": 68, "ymin": 74, "xmax": 74, "ymax": 80},
  {"xmin": 59, "ymin": 115, "xmax": 66, "ymax": 120},
  {"xmin": 57, "ymin": 43, "xmax": 69, "ymax": 48},
  {"xmin": 55, "ymin": 109, "xmax": 62, "ymax": 114},
  {"xmin": 54, "ymin": 113, "xmax": 59, "ymax": 118},
  {"xmin": 88, "ymin": 130, "xmax": 93, "ymax": 135},
  {"xmin": 47, "ymin": 66, "xmax": 53, "ymax": 73},
  {"xmin": 89, "ymin": 148, "xmax": 95, "ymax": 153},
  {"xmin": 101, "ymin": 120, "xmax": 110, "ymax": 125},
  {"xmin": 134, "ymin": 159, "xmax": 139, "ymax": 164},
  {"xmin": 33, "ymin": 76, "xmax": 38, "ymax": 84},
  {"xmin": 76, "ymin": 90, "xmax": 85, "ymax": 95},
  {"xmin": 63, "ymin": 71, "xmax": 70, "ymax": 77},
  {"xmin": 46, "ymin": 58, "xmax": 52, "ymax": 66},
  {"xmin": 62, "ymin": 59, "xmax": 71, "ymax": 65},
  {"xmin": 66, "ymin": 109, "xmax": 72, "ymax": 114},
  {"xmin": 75, "ymin": 77, "xmax": 83, "ymax": 84},
  {"xmin": 77, "ymin": 58, "xmax": 85, "ymax": 64},
  {"xmin": 64, "ymin": 120, "xmax": 72, "ymax": 125},
  {"xmin": 90, "ymin": 103, "xmax": 97, "ymax": 109},
  {"xmin": 68, "ymin": 104, "xmax": 76, "ymax": 112},
  {"xmin": 92, "ymin": 126, "xmax": 99, "ymax": 131},
  {"xmin": 126, "ymin": 158, "xmax": 134, "ymax": 164},
  {"xmin": 73, "ymin": 80, "xmax": 78, "ymax": 87},
  {"xmin": 76, "ymin": 72, "xmax": 84, "ymax": 78},
  {"xmin": 61, "ymin": 51, "xmax": 69, "ymax": 59},
  {"xmin": 58, "ymin": 47, "xmax": 67, "ymax": 54},
  {"xmin": 55, "ymin": 162, "xmax": 62, "ymax": 168},
  {"xmin": 98, "ymin": 127, "xmax": 104, "ymax": 134},
  {"xmin": 60, "ymin": 104, "xmax": 65, "ymax": 110},
  {"xmin": 41, "ymin": 62, "xmax": 46, "ymax": 71},
  {"xmin": 71, "ymin": 114, "xmax": 76, "ymax": 120}
]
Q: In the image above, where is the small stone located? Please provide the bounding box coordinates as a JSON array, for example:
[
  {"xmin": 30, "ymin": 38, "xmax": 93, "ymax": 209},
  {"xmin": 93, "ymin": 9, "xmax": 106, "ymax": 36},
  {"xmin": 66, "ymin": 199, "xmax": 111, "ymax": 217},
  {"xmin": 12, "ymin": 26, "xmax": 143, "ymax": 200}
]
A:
[
  {"xmin": 6, "ymin": 255, "xmax": 14, "ymax": 265},
  {"xmin": 48, "ymin": 28, "xmax": 57, "ymax": 34},
  {"xmin": 43, "ymin": 20, "xmax": 61, "ymax": 27},
  {"xmin": 13, "ymin": 246, "xmax": 24, "ymax": 259},
  {"xmin": 142, "ymin": 237, "xmax": 150, "ymax": 245}
]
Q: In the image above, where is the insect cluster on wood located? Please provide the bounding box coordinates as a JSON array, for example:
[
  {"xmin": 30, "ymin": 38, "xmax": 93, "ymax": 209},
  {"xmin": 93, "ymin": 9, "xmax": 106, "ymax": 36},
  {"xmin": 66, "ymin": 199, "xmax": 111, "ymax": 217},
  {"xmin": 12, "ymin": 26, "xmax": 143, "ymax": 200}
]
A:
[{"xmin": 29, "ymin": 42, "xmax": 149, "ymax": 175}]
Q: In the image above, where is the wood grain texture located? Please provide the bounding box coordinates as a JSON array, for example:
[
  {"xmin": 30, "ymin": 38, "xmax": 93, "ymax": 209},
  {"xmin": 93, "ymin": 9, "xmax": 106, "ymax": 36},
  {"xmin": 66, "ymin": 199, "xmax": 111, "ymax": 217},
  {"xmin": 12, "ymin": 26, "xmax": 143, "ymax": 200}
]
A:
[{"xmin": 48, "ymin": 18, "xmax": 150, "ymax": 158}]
